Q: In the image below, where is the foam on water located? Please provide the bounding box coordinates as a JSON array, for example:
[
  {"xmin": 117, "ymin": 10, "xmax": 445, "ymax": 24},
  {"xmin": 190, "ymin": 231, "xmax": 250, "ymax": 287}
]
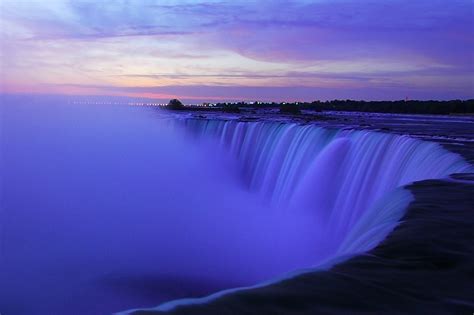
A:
[
  {"xmin": 0, "ymin": 101, "xmax": 471, "ymax": 314},
  {"xmin": 179, "ymin": 119, "xmax": 472, "ymax": 256}
]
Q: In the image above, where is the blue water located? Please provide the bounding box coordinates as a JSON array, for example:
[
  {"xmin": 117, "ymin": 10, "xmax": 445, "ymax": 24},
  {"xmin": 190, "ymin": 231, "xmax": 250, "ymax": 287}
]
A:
[
  {"xmin": 0, "ymin": 100, "xmax": 471, "ymax": 314},
  {"xmin": 179, "ymin": 118, "xmax": 471, "ymax": 256}
]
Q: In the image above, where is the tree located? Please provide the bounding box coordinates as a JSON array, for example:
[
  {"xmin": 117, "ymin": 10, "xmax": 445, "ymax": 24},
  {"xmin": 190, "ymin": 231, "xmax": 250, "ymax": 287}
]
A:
[
  {"xmin": 167, "ymin": 99, "xmax": 185, "ymax": 110},
  {"xmin": 280, "ymin": 103, "xmax": 301, "ymax": 114},
  {"xmin": 222, "ymin": 104, "xmax": 241, "ymax": 113}
]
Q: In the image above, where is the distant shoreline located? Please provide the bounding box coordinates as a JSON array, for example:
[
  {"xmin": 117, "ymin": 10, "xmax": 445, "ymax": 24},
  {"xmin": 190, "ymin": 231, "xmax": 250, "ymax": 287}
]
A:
[
  {"xmin": 2, "ymin": 93, "xmax": 473, "ymax": 115},
  {"xmin": 183, "ymin": 99, "xmax": 474, "ymax": 115}
]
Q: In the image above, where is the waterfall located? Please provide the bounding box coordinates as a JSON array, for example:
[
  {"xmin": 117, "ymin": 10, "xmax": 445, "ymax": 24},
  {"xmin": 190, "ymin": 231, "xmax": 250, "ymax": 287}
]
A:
[
  {"xmin": 179, "ymin": 119, "xmax": 472, "ymax": 256},
  {"xmin": 121, "ymin": 117, "xmax": 473, "ymax": 315},
  {"xmin": 2, "ymin": 102, "xmax": 473, "ymax": 315}
]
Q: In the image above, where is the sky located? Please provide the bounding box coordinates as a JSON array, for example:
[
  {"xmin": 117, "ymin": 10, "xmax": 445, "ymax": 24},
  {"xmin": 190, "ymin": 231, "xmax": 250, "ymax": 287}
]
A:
[{"xmin": 0, "ymin": 0, "xmax": 473, "ymax": 102}]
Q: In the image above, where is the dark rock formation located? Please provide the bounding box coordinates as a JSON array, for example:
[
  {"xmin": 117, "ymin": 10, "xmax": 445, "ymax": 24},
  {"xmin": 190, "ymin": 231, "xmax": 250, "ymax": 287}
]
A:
[{"xmin": 129, "ymin": 175, "xmax": 474, "ymax": 315}]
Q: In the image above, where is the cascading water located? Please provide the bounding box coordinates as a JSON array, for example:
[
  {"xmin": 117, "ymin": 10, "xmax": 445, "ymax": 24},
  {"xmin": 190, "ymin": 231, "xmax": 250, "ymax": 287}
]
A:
[
  {"xmin": 1, "ymin": 102, "xmax": 472, "ymax": 315},
  {"xmin": 178, "ymin": 118, "xmax": 472, "ymax": 259}
]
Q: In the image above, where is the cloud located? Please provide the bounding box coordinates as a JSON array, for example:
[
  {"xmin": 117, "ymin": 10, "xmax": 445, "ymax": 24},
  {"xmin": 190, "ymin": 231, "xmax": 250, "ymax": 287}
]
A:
[
  {"xmin": 200, "ymin": 0, "xmax": 474, "ymax": 66},
  {"xmin": 51, "ymin": 80, "xmax": 473, "ymax": 102},
  {"xmin": 1, "ymin": 0, "xmax": 472, "ymax": 100}
]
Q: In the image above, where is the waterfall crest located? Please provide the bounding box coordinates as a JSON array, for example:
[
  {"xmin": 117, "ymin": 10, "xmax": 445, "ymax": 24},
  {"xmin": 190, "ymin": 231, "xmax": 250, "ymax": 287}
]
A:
[
  {"xmin": 2, "ymin": 103, "xmax": 472, "ymax": 315},
  {"xmin": 180, "ymin": 119, "xmax": 472, "ymax": 256},
  {"xmin": 121, "ymin": 117, "xmax": 473, "ymax": 315}
]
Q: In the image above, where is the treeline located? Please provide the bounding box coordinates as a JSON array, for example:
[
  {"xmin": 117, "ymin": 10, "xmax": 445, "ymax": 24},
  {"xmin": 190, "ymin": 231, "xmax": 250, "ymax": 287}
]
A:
[{"xmin": 214, "ymin": 99, "xmax": 474, "ymax": 115}]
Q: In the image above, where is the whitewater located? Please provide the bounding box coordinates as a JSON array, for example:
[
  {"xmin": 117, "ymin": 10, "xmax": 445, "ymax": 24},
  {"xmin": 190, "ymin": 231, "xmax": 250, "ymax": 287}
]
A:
[{"xmin": 0, "ymin": 101, "xmax": 471, "ymax": 315}]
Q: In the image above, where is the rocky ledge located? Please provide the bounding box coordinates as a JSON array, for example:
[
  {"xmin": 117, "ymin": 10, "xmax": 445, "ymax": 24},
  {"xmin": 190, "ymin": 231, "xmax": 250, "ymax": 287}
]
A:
[{"xmin": 126, "ymin": 174, "xmax": 473, "ymax": 315}]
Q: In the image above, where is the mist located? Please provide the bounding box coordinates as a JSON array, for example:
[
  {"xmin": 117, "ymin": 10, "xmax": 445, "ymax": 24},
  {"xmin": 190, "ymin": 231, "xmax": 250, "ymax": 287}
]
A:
[
  {"xmin": 1, "ymin": 98, "xmax": 469, "ymax": 315},
  {"xmin": 0, "ymin": 101, "xmax": 316, "ymax": 314}
]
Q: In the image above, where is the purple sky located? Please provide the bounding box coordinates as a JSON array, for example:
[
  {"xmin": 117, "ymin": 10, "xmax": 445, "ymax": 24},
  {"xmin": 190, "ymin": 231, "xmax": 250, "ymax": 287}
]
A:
[{"xmin": 1, "ymin": 0, "xmax": 473, "ymax": 102}]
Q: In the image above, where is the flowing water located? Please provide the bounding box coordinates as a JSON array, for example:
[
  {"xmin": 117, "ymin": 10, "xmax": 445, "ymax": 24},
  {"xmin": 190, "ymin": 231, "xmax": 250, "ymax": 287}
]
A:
[{"xmin": 0, "ymin": 101, "xmax": 471, "ymax": 314}]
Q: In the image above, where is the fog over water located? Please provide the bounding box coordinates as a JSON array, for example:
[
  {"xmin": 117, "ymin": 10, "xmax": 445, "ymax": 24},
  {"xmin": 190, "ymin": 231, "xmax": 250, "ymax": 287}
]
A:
[
  {"xmin": 0, "ymin": 100, "xmax": 471, "ymax": 314},
  {"xmin": 0, "ymin": 102, "xmax": 318, "ymax": 314}
]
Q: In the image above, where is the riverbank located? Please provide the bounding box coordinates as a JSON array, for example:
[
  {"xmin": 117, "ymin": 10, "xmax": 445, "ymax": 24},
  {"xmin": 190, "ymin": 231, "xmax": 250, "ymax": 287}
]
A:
[{"xmin": 125, "ymin": 174, "xmax": 474, "ymax": 314}]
